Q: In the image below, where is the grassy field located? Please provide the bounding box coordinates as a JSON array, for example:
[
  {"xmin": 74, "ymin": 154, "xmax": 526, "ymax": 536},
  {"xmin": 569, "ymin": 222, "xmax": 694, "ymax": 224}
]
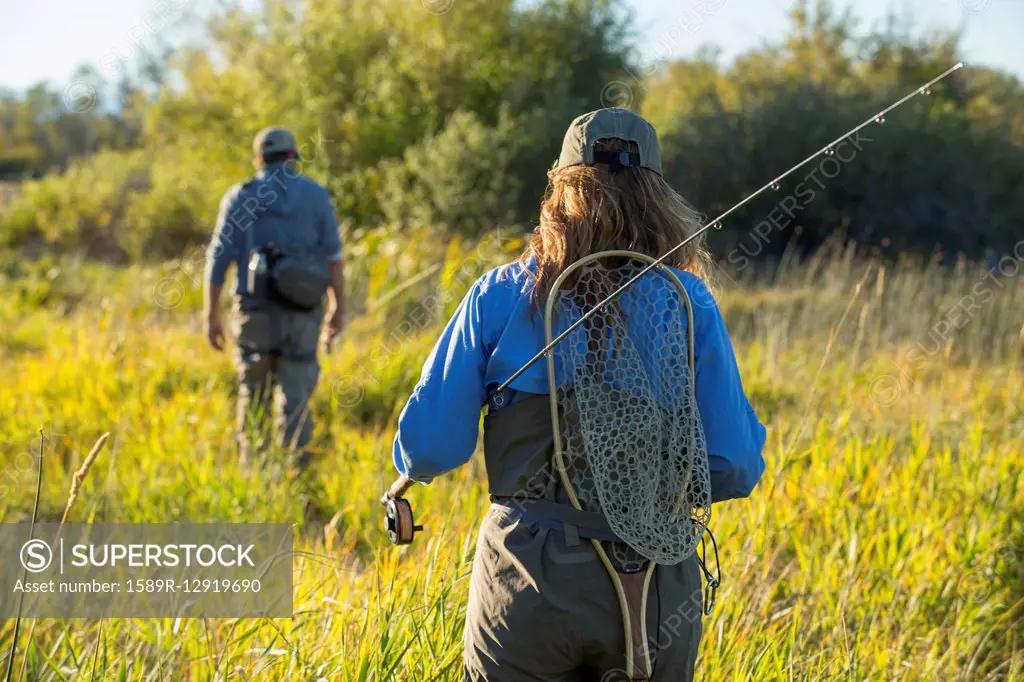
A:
[{"xmin": 0, "ymin": 232, "xmax": 1021, "ymax": 680}]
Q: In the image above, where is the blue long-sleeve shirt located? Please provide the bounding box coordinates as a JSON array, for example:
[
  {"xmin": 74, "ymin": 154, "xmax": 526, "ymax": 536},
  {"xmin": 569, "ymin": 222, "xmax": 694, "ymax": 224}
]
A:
[
  {"xmin": 392, "ymin": 261, "xmax": 766, "ymax": 503},
  {"xmin": 205, "ymin": 163, "xmax": 341, "ymax": 306}
]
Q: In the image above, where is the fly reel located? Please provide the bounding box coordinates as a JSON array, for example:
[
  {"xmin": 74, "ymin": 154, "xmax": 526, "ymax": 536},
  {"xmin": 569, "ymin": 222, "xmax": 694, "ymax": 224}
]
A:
[
  {"xmin": 380, "ymin": 475, "xmax": 423, "ymax": 546},
  {"xmin": 383, "ymin": 497, "xmax": 422, "ymax": 545}
]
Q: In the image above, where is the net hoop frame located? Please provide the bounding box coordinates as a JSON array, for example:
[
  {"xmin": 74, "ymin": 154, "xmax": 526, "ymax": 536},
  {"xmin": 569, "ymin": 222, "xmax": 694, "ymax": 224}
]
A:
[{"xmin": 542, "ymin": 249, "xmax": 702, "ymax": 678}]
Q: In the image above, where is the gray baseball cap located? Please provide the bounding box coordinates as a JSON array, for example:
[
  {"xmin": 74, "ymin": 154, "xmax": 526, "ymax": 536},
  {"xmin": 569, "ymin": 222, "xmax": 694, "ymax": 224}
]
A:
[
  {"xmin": 253, "ymin": 126, "xmax": 300, "ymax": 159},
  {"xmin": 554, "ymin": 108, "xmax": 662, "ymax": 175}
]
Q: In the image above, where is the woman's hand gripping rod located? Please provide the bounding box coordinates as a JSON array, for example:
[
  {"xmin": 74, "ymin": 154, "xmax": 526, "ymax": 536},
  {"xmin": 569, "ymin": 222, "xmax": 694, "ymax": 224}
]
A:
[
  {"xmin": 494, "ymin": 62, "xmax": 965, "ymax": 395},
  {"xmin": 380, "ymin": 474, "xmax": 423, "ymax": 545}
]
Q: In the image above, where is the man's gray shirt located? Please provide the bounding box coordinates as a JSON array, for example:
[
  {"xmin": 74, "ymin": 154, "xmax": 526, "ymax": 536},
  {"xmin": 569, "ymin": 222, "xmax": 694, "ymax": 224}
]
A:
[{"xmin": 205, "ymin": 163, "xmax": 341, "ymax": 307}]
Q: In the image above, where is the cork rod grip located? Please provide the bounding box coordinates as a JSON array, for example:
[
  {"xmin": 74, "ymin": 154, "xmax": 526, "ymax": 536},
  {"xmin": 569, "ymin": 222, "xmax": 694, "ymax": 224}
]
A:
[{"xmin": 380, "ymin": 475, "xmax": 414, "ymax": 506}]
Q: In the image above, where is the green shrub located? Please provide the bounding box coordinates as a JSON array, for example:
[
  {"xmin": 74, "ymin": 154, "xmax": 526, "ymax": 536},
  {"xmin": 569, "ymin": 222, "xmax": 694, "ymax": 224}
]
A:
[{"xmin": 379, "ymin": 110, "xmax": 521, "ymax": 236}]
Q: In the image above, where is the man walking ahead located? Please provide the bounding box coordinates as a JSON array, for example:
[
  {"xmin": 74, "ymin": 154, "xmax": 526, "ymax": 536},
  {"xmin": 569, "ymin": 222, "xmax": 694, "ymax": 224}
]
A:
[{"xmin": 204, "ymin": 126, "xmax": 344, "ymax": 470}]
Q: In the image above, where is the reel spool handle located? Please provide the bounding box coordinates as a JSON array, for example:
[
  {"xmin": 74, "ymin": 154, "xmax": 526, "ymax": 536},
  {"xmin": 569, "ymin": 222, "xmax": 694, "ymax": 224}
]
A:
[{"xmin": 380, "ymin": 474, "xmax": 423, "ymax": 545}]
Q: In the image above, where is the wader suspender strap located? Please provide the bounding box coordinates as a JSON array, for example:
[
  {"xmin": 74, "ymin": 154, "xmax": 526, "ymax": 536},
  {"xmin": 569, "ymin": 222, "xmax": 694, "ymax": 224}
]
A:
[{"xmin": 543, "ymin": 250, "xmax": 699, "ymax": 682}]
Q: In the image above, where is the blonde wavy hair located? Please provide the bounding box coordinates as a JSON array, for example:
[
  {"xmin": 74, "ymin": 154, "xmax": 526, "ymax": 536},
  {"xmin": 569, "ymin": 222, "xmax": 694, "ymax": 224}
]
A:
[{"xmin": 521, "ymin": 138, "xmax": 712, "ymax": 305}]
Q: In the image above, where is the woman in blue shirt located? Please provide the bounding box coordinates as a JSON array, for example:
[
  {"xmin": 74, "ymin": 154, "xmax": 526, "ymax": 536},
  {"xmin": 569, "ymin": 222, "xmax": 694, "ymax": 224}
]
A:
[{"xmin": 390, "ymin": 109, "xmax": 766, "ymax": 682}]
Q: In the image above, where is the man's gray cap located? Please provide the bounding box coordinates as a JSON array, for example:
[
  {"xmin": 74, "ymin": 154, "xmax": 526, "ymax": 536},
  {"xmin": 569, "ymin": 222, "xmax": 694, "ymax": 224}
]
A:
[
  {"xmin": 253, "ymin": 126, "xmax": 300, "ymax": 159},
  {"xmin": 555, "ymin": 108, "xmax": 662, "ymax": 175}
]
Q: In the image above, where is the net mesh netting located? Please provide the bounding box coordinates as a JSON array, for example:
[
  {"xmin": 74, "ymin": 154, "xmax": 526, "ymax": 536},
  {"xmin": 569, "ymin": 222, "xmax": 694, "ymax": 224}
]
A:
[{"xmin": 549, "ymin": 257, "xmax": 711, "ymax": 566}]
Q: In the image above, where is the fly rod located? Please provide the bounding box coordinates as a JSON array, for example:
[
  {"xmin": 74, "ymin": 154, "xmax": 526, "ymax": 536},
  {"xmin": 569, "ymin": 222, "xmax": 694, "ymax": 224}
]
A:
[{"xmin": 495, "ymin": 61, "xmax": 965, "ymax": 394}]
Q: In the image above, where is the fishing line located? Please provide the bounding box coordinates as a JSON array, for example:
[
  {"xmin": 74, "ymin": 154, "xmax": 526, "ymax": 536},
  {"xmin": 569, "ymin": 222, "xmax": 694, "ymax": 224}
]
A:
[{"xmin": 496, "ymin": 62, "xmax": 966, "ymax": 393}]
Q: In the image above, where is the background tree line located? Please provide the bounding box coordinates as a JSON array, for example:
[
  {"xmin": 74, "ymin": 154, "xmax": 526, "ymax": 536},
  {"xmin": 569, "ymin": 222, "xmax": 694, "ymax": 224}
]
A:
[{"xmin": 1, "ymin": 0, "xmax": 1022, "ymax": 263}]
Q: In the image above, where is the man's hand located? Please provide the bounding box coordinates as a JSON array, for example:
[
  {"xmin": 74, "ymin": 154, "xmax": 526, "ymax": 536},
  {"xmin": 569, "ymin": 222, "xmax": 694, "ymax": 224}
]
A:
[
  {"xmin": 205, "ymin": 311, "xmax": 226, "ymax": 351},
  {"xmin": 204, "ymin": 283, "xmax": 225, "ymax": 351},
  {"xmin": 324, "ymin": 259, "xmax": 345, "ymax": 351},
  {"xmin": 324, "ymin": 307, "xmax": 344, "ymax": 349}
]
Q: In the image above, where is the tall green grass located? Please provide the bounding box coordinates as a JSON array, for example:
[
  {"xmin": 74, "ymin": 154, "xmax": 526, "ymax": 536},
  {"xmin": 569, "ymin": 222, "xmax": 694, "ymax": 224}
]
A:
[{"xmin": 0, "ymin": 232, "xmax": 1021, "ymax": 680}]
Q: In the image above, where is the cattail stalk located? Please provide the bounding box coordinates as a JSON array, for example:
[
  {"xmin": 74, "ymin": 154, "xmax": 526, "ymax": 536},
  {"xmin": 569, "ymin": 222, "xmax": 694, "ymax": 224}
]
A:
[{"xmin": 60, "ymin": 432, "xmax": 109, "ymax": 525}]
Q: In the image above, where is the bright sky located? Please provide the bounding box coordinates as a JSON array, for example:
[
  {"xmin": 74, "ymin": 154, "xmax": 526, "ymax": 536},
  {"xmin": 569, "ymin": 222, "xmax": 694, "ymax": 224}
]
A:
[{"xmin": 1, "ymin": 0, "xmax": 1022, "ymax": 92}]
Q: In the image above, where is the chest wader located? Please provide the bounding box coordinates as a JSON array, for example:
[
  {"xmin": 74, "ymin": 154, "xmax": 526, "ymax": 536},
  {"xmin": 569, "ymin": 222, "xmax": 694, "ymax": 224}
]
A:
[{"xmin": 538, "ymin": 251, "xmax": 713, "ymax": 681}]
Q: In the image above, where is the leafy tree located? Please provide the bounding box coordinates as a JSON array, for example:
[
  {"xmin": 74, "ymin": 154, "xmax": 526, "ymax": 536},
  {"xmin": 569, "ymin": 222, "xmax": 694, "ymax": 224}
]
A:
[
  {"xmin": 643, "ymin": 0, "xmax": 1024, "ymax": 262},
  {"xmin": 379, "ymin": 109, "xmax": 521, "ymax": 235}
]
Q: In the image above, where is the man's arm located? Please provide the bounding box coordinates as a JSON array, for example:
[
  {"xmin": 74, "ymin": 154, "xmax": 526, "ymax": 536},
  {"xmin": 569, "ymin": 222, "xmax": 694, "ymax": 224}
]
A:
[
  {"xmin": 204, "ymin": 187, "xmax": 241, "ymax": 351},
  {"xmin": 325, "ymin": 260, "xmax": 345, "ymax": 343},
  {"xmin": 328, "ymin": 261, "xmax": 345, "ymax": 310},
  {"xmin": 322, "ymin": 189, "xmax": 345, "ymax": 347}
]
